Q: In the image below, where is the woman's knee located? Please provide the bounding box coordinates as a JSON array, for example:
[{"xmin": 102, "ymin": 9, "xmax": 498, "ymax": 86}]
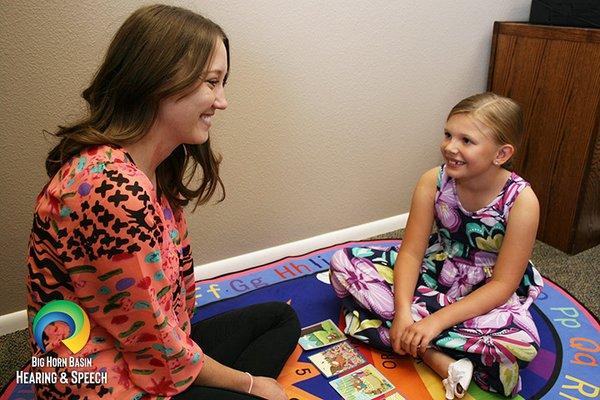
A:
[{"xmin": 262, "ymin": 301, "xmax": 300, "ymax": 337}]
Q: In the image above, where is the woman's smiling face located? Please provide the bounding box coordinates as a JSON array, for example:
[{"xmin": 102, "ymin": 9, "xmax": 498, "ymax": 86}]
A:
[{"xmin": 153, "ymin": 39, "xmax": 229, "ymax": 147}]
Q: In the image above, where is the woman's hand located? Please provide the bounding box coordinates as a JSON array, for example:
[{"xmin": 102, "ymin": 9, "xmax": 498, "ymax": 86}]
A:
[
  {"xmin": 390, "ymin": 311, "xmax": 414, "ymax": 355},
  {"xmin": 251, "ymin": 376, "xmax": 288, "ymax": 400},
  {"xmin": 400, "ymin": 314, "xmax": 444, "ymax": 357}
]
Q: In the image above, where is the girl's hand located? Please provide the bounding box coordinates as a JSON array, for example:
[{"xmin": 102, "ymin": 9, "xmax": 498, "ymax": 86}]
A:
[
  {"xmin": 400, "ymin": 315, "xmax": 444, "ymax": 357},
  {"xmin": 251, "ymin": 376, "xmax": 288, "ymax": 400},
  {"xmin": 390, "ymin": 312, "xmax": 414, "ymax": 355}
]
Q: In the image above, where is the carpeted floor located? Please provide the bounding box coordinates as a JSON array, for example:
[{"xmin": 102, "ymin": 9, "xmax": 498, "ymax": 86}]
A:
[{"xmin": 1, "ymin": 232, "xmax": 598, "ymax": 391}]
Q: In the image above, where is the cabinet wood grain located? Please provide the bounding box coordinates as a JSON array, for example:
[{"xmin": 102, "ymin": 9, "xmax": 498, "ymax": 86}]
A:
[{"xmin": 488, "ymin": 22, "xmax": 600, "ymax": 254}]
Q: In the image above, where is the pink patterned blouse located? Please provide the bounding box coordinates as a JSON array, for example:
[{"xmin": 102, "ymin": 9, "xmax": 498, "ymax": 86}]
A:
[{"xmin": 26, "ymin": 145, "xmax": 203, "ymax": 399}]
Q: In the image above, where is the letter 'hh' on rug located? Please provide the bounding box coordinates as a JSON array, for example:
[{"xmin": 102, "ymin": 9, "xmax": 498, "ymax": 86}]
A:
[{"xmin": 2, "ymin": 240, "xmax": 599, "ymax": 400}]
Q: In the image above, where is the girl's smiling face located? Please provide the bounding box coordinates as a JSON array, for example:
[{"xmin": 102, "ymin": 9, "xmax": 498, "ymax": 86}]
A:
[{"xmin": 440, "ymin": 113, "xmax": 505, "ymax": 181}]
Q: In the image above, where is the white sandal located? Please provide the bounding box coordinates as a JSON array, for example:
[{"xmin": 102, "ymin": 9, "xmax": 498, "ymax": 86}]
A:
[{"xmin": 442, "ymin": 358, "xmax": 473, "ymax": 399}]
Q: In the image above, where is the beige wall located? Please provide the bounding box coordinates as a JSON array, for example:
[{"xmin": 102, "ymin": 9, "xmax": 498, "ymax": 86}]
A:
[{"xmin": 0, "ymin": 0, "xmax": 530, "ymax": 315}]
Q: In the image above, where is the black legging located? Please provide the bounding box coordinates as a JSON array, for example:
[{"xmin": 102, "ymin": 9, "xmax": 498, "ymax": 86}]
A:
[{"xmin": 173, "ymin": 302, "xmax": 300, "ymax": 399}]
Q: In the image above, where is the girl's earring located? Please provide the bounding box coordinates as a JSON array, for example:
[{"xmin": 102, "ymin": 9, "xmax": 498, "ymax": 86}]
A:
[{"xmin": 493, "ymin": 160, "xmax": 500, "ymax": 166}]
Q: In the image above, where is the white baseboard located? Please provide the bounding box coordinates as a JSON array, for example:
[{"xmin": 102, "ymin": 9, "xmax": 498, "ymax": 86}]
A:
[
  {"xmin": 0, "ymin": 310, "xmax": 28, "ymax": 336},
  {"xmin": 0, "ymin": 213, "xmax": 407, "ymax": 336},
  {"xmin": 193, "ymin": 213, "xmax": 408, "ymax": 281}
]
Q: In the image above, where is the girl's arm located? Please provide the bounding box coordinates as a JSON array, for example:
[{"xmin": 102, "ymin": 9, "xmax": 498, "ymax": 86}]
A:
[
  {"xmin": 401, "ymin": 186, "xmax": 539, "ymax": 357},
  {"xmin": 390, "ymin": 167, "xmax": 438, "ymax": 353},
  {"xmin": 394, "ymin": 167, "xmax": 438, "ymax": 312}
]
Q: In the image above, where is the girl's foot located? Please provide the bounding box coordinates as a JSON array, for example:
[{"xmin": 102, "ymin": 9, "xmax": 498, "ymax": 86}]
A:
[{"xmin": 442, "ymin": 358, "xmax": 473, "ymax": 399}]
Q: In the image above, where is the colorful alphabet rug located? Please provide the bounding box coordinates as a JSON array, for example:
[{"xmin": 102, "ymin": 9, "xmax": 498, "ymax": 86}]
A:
[
  {"xmin": 193, "ymin": 240, "xmax": 600, "ymax": 400},
  {"xmin": 2, "ymin": 240, "xmax": 599, "ymax": 399}
]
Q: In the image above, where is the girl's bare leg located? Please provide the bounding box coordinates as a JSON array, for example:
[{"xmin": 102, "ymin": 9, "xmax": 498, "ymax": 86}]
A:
[{"xmin": 421, "ymin": 348, "xmax": 455, "ymax": 378}]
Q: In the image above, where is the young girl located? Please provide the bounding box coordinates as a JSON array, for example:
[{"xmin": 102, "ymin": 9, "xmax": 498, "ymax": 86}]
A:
[
  {"xmin": 26, "ymin": 5, "xmax": 298, "ymax": 400},
  {"xmin": 329, "ymin": 92, "xmax": 543, "ymax": 399}
]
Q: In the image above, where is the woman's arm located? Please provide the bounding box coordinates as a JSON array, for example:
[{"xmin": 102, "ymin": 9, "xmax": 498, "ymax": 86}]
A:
[
  {"xmin": 194, "ymin": 356, "xmax": 287, "ymax": 399},
  {"xmin": 193, "ymin": 355, "xmax": 249, "ymax": 389},
  {"xmin": 390, "ymin": 167, "xmax": 438, "ymax": 353},
  {"xmin": 401, "ymin": 187, "xmax": 539, "ymax": 357},
  {"xmin": 60, "ymin": 172, "xmax": 205, "ymax": 395},
  {"xmin": 175, "ymin": 211, "xmax": 198, "ymax": 321}
]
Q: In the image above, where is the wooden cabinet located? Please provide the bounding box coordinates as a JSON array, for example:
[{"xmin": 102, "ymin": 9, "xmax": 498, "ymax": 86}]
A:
[{"xmin": 488, "ymin": 22, "xmax": 600, "ymax": 254}]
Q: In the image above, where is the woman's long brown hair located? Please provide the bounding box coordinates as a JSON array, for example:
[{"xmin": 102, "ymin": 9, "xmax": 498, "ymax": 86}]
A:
[{"xmin": 45, "ymin": 4, "xmax": 228, "ymax": 211}]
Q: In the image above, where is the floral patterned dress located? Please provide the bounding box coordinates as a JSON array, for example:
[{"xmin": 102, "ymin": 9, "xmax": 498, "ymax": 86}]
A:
[
  {"xmin": 329, "ymin": 165, "xmax": 544, "ymax": 397},
  {"xmin": 26, "ymin": 145, "xmax": 202, "ymax": 399}
]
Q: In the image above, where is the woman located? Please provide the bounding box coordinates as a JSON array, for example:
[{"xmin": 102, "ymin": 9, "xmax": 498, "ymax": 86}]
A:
[{"xmin": 26, "ymin": 5, "xmax": 299, "ymax": 399}]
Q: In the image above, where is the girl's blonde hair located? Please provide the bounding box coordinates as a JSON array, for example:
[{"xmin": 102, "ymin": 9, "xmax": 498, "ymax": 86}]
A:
[
  {"xmin": 448, "ymin": 92, "xmax": 523, "ymax": 170},
  {"xmin": 45, "ymin": 4, "xmax": 229, "ymax": 211}
]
